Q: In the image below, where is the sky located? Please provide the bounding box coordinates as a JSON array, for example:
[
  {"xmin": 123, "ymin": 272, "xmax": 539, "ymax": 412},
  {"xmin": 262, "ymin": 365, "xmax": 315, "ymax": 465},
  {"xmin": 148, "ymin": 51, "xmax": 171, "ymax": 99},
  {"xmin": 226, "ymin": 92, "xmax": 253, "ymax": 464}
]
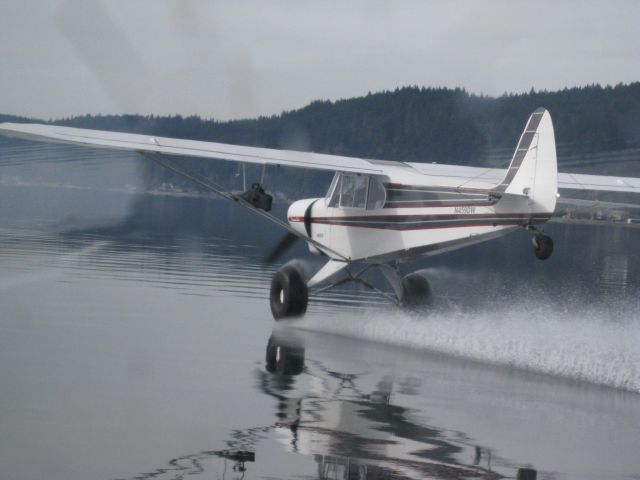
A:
[{"xmin": 1, "ymin": 0, "xmax": 639, "ymax": 120}]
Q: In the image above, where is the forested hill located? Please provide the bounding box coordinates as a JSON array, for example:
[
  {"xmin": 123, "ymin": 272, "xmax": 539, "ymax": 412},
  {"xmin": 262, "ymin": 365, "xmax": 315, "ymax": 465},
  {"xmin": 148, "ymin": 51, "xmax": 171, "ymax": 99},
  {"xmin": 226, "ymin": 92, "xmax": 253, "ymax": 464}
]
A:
[{"xmin": 2, "ymin": 82, "xmax": 640, "ymax": 174}]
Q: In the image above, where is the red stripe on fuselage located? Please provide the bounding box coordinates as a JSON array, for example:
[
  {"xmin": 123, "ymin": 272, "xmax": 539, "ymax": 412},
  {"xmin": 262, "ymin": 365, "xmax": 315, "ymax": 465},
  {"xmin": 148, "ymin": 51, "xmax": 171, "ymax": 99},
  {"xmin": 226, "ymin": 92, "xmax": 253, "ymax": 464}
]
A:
[
  {"xmin": 289, "ymin": 212, "xmax": 551, "ymax": 221},
  {"xmin": 302, "ymin": 221, "xmax": 547, "ymax": 231},
  {"xmin": 383, "ymin": 202, "xmax": 497, "ymax": 209},
  {"xmin": 288, "ymin": 212, "xmax": 552, "ymax": 231}
]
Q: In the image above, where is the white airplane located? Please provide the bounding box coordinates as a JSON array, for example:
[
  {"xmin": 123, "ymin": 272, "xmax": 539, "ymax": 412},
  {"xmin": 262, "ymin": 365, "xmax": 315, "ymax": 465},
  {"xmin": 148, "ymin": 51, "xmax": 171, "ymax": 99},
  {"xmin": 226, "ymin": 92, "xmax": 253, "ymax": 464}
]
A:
[{"xmin": 1, "ymin": 108, "xmax": 639, "ymax": 319}]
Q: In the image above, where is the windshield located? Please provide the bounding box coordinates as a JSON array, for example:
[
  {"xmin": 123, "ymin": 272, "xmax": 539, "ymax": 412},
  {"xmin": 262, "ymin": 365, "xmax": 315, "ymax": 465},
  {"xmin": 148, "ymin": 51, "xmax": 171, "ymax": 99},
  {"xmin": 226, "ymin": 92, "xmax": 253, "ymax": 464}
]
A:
[
  {"xmin": 339, "ymin": 174, "xmax": 368, "ymax": 208},
  {"xmin": 327, "ymin": 173, "xmax": 341, "ymax": 207},
  {"xmin": 327, "ymin": 174, "xmax": 386, "ymax": 209}
]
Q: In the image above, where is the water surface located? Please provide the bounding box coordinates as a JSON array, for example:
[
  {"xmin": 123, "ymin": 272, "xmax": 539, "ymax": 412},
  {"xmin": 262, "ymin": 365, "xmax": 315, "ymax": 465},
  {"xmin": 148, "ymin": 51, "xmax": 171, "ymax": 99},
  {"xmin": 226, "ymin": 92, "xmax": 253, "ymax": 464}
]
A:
[{"xmin": 0, "ymin": 144, "xmax": 639, "ymax": 480}]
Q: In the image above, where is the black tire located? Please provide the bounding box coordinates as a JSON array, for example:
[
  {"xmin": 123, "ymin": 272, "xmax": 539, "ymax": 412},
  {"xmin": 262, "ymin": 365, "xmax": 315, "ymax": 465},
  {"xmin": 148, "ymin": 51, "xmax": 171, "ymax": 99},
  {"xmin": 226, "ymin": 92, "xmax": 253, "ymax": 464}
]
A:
[
  {"xmin": 532, "ymin": 234, "xmax": 553, "ymax": 260},
  {"xmin": 265, "ymin": 334, "xmax": 305, "ymax": 375},
  {"xmin": 401, "ymin": 273, "xmax": 433, "ymax": 311},
  {"xmin": 270, "ymin": 266, "xmax": 308, "ymax": 320}
]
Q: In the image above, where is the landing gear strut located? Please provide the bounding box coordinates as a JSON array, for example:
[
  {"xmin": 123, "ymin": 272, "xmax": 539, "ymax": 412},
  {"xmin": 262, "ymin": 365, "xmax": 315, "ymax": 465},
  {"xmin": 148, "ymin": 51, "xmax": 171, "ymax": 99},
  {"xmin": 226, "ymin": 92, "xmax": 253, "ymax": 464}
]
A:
[
  {"xmin": 380, "ymin": 264, "xmax": 432, "ymax": 312},
  {"xmin": 269, "ymin": 260, "xmax": 436, "ymax": 320}
]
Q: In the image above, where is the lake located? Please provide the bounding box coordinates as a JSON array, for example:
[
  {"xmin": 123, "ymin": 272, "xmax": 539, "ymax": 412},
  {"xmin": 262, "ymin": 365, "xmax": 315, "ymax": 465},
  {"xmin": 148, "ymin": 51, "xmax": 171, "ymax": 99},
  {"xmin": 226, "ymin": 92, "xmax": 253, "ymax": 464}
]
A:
[{"xmin": 0, "ymin": 144, "xmax": 639, "ymax": 480}]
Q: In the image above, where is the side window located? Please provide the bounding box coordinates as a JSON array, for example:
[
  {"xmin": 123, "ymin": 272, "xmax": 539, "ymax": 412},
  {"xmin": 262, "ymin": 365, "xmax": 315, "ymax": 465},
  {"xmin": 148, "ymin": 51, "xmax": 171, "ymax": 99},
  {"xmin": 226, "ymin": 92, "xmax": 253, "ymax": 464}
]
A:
[
  {"xmin": 340, "ymin": 174, "xmax": 367, "ymax": 208},
  {"xmin": 366, "ymin": 177, "xmax": 386, "ymax": 210}
]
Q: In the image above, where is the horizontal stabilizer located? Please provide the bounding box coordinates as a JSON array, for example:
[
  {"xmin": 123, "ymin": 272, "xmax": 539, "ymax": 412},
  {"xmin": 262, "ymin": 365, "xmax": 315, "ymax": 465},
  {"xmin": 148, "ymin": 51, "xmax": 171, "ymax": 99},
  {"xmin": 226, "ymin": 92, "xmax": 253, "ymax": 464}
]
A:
[{"xmin": 558, "ymin": 172, "xmax": 640, "ymax": 193}]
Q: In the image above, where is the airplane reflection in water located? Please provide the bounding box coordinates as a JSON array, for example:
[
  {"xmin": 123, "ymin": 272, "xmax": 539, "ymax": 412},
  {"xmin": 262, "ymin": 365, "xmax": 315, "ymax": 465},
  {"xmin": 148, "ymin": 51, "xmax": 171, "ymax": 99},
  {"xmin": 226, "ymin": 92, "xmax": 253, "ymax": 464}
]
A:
[
  {"xmin": 261, "ymin": 330, "xmax": 538, "ymax": 480},
  {"xmin": 120, "ymin": 330, "xmax": 538, "ymax": 480}
]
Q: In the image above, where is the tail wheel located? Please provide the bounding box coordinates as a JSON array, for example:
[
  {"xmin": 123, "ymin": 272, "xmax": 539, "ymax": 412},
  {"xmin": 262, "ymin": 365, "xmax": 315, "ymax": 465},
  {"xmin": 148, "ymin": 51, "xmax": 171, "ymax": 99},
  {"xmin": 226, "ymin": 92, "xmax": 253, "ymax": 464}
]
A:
[
  {"xmin": 401, "ymin": 273, "xmax": 433, "ymax": 311},
  {"xmin": 532, "ymin": 234, "xmax": 554, "ymax": 260},
  {"xmin": 270, "ymin": 266, "xmax": 308, "ymax": 320}
]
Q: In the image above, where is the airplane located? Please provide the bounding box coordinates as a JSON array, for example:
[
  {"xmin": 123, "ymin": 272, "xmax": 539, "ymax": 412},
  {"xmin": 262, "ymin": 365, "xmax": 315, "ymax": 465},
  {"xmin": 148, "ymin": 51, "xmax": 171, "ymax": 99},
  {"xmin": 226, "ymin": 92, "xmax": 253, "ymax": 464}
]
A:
[{"xmin": 1, "ymin": 108, "xmax": 639, "ymax": 320}]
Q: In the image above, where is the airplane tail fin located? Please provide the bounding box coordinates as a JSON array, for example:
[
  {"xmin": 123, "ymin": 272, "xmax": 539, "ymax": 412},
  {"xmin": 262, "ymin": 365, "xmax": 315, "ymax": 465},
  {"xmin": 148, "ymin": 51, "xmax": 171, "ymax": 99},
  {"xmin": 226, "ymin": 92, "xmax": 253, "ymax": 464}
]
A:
[{"xmin": 492, "ymin": 108, "xmax": 558, "ymax": 213}]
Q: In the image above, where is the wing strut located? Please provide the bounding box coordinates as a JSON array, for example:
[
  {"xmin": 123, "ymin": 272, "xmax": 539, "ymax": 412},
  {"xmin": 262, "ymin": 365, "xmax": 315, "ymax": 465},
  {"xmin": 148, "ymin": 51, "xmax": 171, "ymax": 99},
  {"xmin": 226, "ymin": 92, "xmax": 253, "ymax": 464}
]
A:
[{"xmin": 143, "ymin": 153, "xmax": 348, "ymax": 261}]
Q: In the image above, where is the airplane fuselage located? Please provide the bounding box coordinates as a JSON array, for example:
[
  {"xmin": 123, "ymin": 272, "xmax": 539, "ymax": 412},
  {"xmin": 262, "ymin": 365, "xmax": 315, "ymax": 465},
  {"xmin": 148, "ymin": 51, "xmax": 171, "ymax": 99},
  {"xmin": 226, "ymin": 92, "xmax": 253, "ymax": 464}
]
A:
[{"xmin": 288, "ymin": 173, "xmax": 552, "ymax": 263}]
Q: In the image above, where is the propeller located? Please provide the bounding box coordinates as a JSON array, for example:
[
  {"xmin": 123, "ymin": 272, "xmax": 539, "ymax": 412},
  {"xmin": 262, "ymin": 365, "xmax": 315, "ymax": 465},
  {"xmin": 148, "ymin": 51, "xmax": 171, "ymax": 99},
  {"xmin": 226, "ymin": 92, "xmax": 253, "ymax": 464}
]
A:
[
  {"xmin": 265, "ymin": 200, "xmax": 319, "ymax": 264},
  {"xmin": 265, "ymin": 232, "xmax": 299, "ymax": 264}
]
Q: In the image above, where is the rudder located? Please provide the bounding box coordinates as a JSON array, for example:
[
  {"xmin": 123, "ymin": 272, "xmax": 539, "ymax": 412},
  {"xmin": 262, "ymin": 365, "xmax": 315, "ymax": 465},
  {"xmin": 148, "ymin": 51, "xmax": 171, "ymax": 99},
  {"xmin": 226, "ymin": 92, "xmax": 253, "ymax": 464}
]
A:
[{"xmin": 492, "ymin": 108, "xmax": 558, "ymax": 213}]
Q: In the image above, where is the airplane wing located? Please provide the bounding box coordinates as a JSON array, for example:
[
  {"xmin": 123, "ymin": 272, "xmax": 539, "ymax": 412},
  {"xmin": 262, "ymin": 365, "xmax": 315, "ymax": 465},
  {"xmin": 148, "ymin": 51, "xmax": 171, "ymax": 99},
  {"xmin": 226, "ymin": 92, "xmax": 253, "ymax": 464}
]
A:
[
  {"xmin": 0, "ymin": 122, "xmax": 388, "ymax": 175},
  {"xmin": 1, "ymin": 122, "xmax": 639, "ymax": 194}
]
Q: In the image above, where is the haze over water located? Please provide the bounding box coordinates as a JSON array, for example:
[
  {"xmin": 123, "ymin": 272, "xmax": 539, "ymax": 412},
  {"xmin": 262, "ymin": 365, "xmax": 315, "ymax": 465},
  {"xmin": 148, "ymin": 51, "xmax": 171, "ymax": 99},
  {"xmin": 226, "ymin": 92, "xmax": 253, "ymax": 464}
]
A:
[{"xmin": 0, "ymin": 144, "xmax": 639, "ymax": 480}]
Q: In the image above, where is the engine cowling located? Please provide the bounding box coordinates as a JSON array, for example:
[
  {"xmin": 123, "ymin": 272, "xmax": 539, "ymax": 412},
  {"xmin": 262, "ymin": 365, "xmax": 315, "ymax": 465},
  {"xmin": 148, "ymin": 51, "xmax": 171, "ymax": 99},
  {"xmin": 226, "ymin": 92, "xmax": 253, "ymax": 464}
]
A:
[{"xmin": 287, "ymin": 198, "xmax": 323, "ymax": 255}]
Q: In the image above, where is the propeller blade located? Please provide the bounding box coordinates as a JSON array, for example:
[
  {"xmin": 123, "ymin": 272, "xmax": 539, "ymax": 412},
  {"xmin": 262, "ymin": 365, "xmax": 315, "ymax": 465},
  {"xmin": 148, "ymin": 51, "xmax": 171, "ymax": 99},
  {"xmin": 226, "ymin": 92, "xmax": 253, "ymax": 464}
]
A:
[{"xmin": 265, "ymin": 232, "xmax": 299, "ymax": 264}]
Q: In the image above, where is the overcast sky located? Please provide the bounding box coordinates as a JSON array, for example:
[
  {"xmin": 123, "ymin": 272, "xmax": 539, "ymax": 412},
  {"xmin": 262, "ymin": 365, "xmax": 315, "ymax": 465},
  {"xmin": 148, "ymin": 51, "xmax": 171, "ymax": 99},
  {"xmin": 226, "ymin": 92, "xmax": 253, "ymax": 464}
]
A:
[{"xmin": 1, "ymin": 0, "xmax": 638, "ymax": 120}]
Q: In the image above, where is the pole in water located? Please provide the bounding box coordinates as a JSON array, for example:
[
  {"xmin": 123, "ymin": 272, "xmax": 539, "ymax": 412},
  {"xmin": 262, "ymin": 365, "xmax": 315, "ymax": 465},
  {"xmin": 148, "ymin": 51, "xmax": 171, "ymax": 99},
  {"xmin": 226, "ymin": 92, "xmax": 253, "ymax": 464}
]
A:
[
  {"xmin": 517, "ymin": 468, "xmax": 537, "ymax": 480},
  {"xmin": 242, "ymin": 163, "xmax": 246, "ymax": 191}
]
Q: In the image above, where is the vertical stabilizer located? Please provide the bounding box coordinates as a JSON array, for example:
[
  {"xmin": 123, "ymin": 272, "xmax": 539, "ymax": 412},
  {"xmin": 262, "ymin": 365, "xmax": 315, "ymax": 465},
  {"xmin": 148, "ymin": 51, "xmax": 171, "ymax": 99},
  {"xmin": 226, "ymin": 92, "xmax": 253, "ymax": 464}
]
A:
[{"xmin": 492, "ymin": 108, "xmax": 558, "ymax": 213}]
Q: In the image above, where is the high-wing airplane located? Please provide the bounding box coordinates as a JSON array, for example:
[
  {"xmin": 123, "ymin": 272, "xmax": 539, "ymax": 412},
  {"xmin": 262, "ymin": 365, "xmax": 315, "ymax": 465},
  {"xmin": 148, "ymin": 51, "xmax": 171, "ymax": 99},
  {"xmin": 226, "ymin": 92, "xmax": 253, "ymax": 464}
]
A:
[{"xmin": 2, "ymin": 108, "xmax": 639, "ymax": 319}]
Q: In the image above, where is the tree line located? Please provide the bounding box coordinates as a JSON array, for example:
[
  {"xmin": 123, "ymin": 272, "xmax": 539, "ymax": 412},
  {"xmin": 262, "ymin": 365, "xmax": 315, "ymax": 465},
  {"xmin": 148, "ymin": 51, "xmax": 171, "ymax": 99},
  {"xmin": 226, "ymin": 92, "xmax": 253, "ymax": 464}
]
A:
[{"xmin": 2, "ymin": 82, "xmax": 639, "ymax": 196}]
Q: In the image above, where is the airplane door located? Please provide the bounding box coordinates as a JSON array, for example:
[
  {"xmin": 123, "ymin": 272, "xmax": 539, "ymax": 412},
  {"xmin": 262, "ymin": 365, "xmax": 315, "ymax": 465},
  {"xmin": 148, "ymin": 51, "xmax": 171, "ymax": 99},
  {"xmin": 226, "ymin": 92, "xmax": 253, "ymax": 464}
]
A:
[
  {"xmin": 328, "ymin": 174, "xmax": 369, "ymax": 259},
  {"xmin": 311, "ymin": 174, "xmax": 339, "ymax": 252}
]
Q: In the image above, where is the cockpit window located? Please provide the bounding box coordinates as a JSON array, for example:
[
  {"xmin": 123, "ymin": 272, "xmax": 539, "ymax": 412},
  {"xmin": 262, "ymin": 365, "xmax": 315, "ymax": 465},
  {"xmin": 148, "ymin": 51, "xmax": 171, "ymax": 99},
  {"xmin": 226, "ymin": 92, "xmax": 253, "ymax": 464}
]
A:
[
  {"xmin": 366, "ymin": 177, "xmax": 386, "ymax": 210},
  {"xmin": 327, "ymin": 173, "xmax": 342, "ymax": 207},
  {"xmin": 340, "ymin": 174, "xmax": 368, "ymax": 208},
  {"xmin": 326, "ymin": 173, "xmax": 341, "ymax": 207},
  {"xmin": 327, "ymin": 173, "xmax": 386, "ymax": 209},
  {"xmin": 352, "ymin": 175, "xmax": 368, "ymax": 208}
]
